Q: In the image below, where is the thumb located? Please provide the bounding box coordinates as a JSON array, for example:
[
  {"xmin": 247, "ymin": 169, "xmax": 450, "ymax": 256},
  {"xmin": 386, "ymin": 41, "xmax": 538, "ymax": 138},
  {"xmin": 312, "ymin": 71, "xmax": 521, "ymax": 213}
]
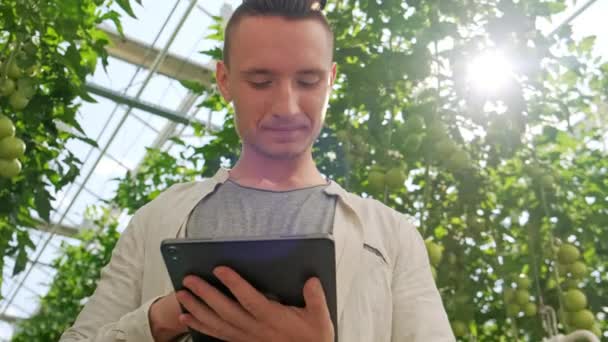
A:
[{"xmin": 303, "ymin": 277, "xmax": 331, "ymax": 320}]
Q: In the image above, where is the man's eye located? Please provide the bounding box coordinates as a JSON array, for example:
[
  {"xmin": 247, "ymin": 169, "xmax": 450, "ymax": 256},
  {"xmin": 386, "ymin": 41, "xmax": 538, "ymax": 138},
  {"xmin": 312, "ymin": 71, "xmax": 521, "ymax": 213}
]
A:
[
  {"xmin": 298, "ymin": 78, "xmax": 320, "ymax": 87},
  {"xmin": 249, "ymin": 81, "xmax": 272, "ymax": 89}
]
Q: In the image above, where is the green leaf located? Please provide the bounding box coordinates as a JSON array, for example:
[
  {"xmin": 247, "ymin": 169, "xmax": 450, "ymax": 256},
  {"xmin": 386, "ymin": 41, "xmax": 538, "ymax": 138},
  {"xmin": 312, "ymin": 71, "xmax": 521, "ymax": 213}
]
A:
[
  {"xmin": 179, "ymin": 79, "xmax": 206, "ymax": 93},
  {"xmin": 579, "ymin": 35, "xmax": 596, "ymax": 53},
  {"xmin": 13, "ymin": 247, "xmax": 29, "ymax": 276},
  {"xmin": 63, "ymin": 44, "xmax": 83, "ymax": 73},
  {"xmin": 57, "ymin": 163, "xmax": 81, "ymax": 188},
  {"xmin": 115, "ymin": 0, "xmax": 137, "ymax": 18},
  {"xmin": 555, "ymin": 131, "xmax": 578, "ymax": 150},
  {"xmin": 34, "ymin": 188, "xmax": 53, "ymax": 222},
  {"xmin": 547, "ymin": 2, "xmax": 567, "ymax": 14},
  {"xmin": 169, "ymin": 136, "xmax": 186, "ymax": 146},
  {"xmin": 73, "ymin": 134, "xmax": 100, "ymax": 148},
  {"xmin": 200, "ymin": 47, "xmax": 223, "ymax": 61},
  {"xmin": 56, "ymin": 110, "xmax": 87, "ymax": 136},
  {"xmin": 79, "ymin": 87, "xmax": 98, "ymax": 103},
  {"xmin": 100, "ymin": 10, "xmax": 125, "ymax": 37}
]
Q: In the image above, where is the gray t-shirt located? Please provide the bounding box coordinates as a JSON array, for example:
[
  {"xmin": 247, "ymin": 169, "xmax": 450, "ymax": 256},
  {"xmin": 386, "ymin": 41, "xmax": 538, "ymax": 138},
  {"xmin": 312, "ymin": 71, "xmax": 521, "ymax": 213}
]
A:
[{"xmin": 186, "ymin": 179, "xmax": 337, "ymax": 239}]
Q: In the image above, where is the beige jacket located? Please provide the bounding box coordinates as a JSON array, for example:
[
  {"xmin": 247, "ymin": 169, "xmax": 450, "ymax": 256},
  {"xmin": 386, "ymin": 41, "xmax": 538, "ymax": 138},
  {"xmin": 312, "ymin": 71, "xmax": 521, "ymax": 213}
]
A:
[{"xmin": 60, "ymin": 168, "xmax": 454, "ymax": 342}]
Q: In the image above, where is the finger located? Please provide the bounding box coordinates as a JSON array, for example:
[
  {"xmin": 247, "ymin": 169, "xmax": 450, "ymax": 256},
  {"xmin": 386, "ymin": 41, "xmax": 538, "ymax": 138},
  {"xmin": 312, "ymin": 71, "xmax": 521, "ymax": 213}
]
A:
[
  {"xmin": 176, "ymin": 290, "xmax": 247, "ymax": 341},
  {"xmin": 179, "ymin": 312, "xmax": 249, "ymax": 342},
  {"xmin": 179, "ymin": 313, "xmax": 224, "ymax": 339},
  {"xmin": 213, "ymin": 266, "xmax": 271, "ymax": 321},
  {"xmin": 303, "ymin": 277, "xmax": 331, "ymax": 323},
  {"xmin": 182, "ymin": 275, "xmax": 258, "ymax": 333}
]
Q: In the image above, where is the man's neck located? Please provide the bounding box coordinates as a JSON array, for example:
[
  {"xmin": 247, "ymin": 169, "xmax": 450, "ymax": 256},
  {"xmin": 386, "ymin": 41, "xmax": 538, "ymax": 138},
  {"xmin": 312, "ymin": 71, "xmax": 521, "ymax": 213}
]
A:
[{"xmin": 228, "ymin": 146, "xmax": 327, "ymax": 192}]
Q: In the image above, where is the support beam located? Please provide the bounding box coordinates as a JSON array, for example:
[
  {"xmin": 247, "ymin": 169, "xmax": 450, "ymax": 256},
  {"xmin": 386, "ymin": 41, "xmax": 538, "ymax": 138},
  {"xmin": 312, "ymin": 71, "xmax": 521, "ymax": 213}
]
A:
[
  {"xmin": 0, "ymin": 312, "xmax": 21, "ymax": 324},
  {"xmin": 34, "ymin": 219, "xmax": 82, "ymax": 239},
  {"xmin": 101, "ymin": 28, "xmax": 214, "ymax": 85},
  {"xmin": 84, "ymin": 82, "xmax": 221, "ymax": 131},
  {"xmin": 548, "ymin": 0, "xmax": 600, "ymax": 36}
]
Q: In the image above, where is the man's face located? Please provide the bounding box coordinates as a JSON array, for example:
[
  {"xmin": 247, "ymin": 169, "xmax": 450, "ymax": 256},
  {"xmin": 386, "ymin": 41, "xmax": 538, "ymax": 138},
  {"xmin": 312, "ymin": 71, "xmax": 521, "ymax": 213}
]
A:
[{"xmin": 217, "ymin": 16, "xmax": 336, "ymax": 160}]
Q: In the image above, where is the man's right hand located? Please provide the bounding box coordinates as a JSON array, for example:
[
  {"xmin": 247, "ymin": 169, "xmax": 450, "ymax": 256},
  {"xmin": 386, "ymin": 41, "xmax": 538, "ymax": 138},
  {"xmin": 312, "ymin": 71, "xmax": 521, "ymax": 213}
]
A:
[{"xmin": 149, "ymin": 293, "xmax": 189, "ymax": 341}]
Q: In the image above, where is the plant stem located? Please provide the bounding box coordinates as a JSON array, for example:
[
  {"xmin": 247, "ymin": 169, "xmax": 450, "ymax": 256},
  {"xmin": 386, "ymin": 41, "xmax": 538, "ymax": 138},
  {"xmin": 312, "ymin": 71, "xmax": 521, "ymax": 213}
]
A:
[{"xmin": 540, "ymin": 186, "xmax": 569, "ymax": 332}]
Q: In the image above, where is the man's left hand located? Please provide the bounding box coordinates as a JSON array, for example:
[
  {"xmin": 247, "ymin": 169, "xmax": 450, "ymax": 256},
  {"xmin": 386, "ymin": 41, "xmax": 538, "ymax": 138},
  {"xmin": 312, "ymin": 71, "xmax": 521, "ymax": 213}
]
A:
[{"xmin": 175, "ymin": 266, "xmax": 335, "ymax": 342}]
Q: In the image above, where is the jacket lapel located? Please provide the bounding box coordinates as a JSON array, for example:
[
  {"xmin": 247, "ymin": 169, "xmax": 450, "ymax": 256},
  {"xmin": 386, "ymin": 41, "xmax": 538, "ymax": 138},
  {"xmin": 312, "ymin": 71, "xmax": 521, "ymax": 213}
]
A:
[
  {"xmin": 160, "ymin": 169, "xmax": 230, "ymax": 295},
  {"xmin": 325, "ymin": 184, "xmax": 365, "ymax": 324}
]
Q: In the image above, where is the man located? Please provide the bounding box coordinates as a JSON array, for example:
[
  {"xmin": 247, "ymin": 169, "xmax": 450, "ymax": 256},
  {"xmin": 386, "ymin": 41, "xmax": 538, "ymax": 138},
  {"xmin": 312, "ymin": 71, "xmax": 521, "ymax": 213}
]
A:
[{"xmin": 61, "ymin": 0, "xmax": 454, "ymax": 341}]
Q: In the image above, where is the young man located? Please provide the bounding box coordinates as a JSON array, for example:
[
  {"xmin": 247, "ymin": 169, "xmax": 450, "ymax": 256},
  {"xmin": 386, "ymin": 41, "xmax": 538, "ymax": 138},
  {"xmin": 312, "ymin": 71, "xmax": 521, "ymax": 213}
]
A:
[{"xmin": 61, "ymin": 0, "xmax": 454, "ymax": 341}]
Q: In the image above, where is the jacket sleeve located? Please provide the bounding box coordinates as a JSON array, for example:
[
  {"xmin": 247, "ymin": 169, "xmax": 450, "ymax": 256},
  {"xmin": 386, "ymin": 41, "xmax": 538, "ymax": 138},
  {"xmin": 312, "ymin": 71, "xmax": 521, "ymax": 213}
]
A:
[
  {"xmin": 390, "ymin": 215, "xmax": 455, "ymax": 342},
  {"xmin": 59, "ymin": 209, "xmax": 160, "ymax": 342}
]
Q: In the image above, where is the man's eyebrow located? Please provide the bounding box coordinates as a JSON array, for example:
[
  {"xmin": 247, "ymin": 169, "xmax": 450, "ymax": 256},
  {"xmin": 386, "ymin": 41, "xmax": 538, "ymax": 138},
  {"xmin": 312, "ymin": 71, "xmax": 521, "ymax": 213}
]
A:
[
  {"xmin": 240, "ymin": 69, "xmax": 274, "ymax": 76},
  {"xmin": 239, "ymin": 68, "xmax": 327, "ymax": 76},
  {"xmin": 296, "ymin": 69, "xmax": 326, "ymax": 75}
]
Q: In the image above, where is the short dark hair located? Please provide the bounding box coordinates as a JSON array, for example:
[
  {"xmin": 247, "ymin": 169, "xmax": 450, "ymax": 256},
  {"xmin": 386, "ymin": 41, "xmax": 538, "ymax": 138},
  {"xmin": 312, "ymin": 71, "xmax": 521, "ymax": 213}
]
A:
[{"xmin": 222, "ymin": 0, "xmax": 333, "ymax": 66}]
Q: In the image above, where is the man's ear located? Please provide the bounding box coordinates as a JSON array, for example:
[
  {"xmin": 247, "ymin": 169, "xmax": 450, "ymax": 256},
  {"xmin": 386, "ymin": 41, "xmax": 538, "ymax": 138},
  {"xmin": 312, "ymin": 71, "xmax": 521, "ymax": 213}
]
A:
[
  {"xmin": 216, "ymin": 60, "xmax": 232, "ymax": 103},
  {"xmin": 329, "ymin": 62, "xmax": 337, "ymax": 87}
]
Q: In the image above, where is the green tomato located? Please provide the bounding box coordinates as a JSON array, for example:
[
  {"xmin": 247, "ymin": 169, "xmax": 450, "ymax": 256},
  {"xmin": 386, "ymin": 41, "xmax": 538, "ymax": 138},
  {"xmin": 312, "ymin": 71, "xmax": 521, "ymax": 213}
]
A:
[
  {"xmin": 506, "ymin": 303, "xmax": 520, "ymax": 317},
  {"xmin": 0, "ymin": 78, "xmax": 16, "ymax": 96},
  {"xmin": 546, "ymin": 278, "xmax": 557, "ymax": 290},
  {"xmin": 558, "ymin": 263, "xmax": 571, "ymax": 276},
  {"xmin": 569, "ymin": 309, "xmax": 594, "ymax": 330},
  {"xmin": 539, "ymin": 174, "xmax": 554, "ymax": 188},
  {"xmin": 0, "ymin": 115, "xmax": 16, "ymax": 139},
  {"xmin": 17, "ymin": 77, "xmax": 37, "ymax": 98},
  {"xmin": 7, "ymin": 60, "xmax": 23, "ymax": 79},
  {"xmin": 562, "ymin": 278, "xmax": 579, "ymax": 290},
  {"xmin": 563, "ymin": 289, "xmax": 587, "ymax": 312},
  {"xmin": 25, "ymin": 64, "xmax": 40, "ymax": 77},
  {"xmin": 524, "ymin": 303, "xmax": 537, "ymax": 317},
  {"xmin": 0, "ymin": 136, "xmax": 26, "ymax": 159},
  {"xmin": 385, "ymin": 167, "xmax": 406, "ymax": 189},
  {"xmin": 426, "ymin": 242, "xmax": 443, "ymax": 267},
  {"xmin": 569, "ymin": 261, "xmax": 587, "ymax": 279},
  {"xmin": 516, "ymin": 275, "xmax": 531, "ymax": 289},
  {"xmin": 367, "ymin": 170, "xmax": 385, "ymax": 193},
  {"xmin": 9, "ymin": 90, "xmax": 29, "ymax": 110},
  {"xmin": 515, "ymin": 289, "xmax": 530, "ymax": 306},
  {"xmin": 558, "ymin": 244, "xmax": 580, "ymax": 264},
  {"xmin": 0, "ymin": 158, "xmax": 22, "ymax": 178}
]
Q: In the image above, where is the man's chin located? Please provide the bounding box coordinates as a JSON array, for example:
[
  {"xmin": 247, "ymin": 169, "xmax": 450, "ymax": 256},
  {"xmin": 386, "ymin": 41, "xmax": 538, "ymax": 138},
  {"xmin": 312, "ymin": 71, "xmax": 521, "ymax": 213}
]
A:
[{"xmin": 251, "ymin": 143, "xmax": 309, "ymax": 161}]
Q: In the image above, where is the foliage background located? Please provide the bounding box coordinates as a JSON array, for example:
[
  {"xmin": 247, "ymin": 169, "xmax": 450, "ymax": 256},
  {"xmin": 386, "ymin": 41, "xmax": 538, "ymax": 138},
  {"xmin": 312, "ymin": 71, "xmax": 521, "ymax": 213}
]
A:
[
  {"xmin": 4, "ymin": 0, "xmax": 608, "ymax": 341},
  {"xmin": 0, "ymin": 0, "xmax": 139, "ymax": 290}
]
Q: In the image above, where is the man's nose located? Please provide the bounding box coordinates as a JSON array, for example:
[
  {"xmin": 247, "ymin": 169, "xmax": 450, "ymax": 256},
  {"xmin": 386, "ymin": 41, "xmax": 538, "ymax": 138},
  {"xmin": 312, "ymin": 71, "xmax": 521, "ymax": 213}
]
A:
[{"xmin": 272, "ymin": 81, "xmax": 300, "ymax": 116}]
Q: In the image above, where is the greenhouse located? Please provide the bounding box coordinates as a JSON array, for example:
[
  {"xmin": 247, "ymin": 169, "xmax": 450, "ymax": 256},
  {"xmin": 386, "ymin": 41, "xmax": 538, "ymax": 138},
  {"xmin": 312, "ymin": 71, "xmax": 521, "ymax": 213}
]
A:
[{"xmin": 0, "ymin": 0, "xmax": 606, "ymax": 341}]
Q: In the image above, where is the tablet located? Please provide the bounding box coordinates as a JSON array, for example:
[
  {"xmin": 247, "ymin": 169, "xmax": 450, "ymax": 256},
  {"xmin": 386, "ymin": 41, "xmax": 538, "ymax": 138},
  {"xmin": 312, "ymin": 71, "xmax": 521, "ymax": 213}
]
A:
[{"xmin": 160, "ymin": 234, "xmax": 337, "ymax": 342}]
